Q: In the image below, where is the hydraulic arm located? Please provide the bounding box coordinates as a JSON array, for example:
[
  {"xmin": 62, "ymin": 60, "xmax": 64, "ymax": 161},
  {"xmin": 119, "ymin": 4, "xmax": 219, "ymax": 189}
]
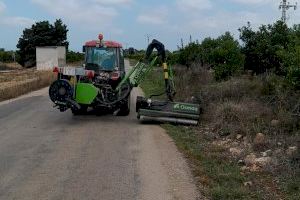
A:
[
  {"xmin": 125, "ymin": 39, "xmax": 201, "ymax": 125},
  {"xmin": 117, "ymin": 39, "xmax": 175, "ymax": 101}
]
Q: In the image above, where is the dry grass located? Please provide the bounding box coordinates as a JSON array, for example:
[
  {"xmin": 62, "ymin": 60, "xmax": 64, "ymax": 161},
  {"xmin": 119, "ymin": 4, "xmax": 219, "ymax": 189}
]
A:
[
  {"xmin": 173, "ymin": 65, "xmax": 300, "ymax": 199},
  {"xmin": 142, "ymin": 63, "xmax": 300, "ymax": 199},
  {"xmin": 171, "ymin": 67, "xmax": 300, "ymax": 139},
  {"xmin": 173, "ymin": 64, "xmax": 214, "ymax": 102},
  {"xmin": 211, "ymin": 99, "xmax": 273, "ymax": 137},
  {"xmin": 0, "ymin": 69, "xmax": 56, "ymax": 102},
  {"xmin": 0, "ymin": 62, "xmax": 22, "ymax": 70}
]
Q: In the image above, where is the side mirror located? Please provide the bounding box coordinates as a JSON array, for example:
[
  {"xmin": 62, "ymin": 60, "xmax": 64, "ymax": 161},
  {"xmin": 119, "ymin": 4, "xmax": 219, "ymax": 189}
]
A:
[{"xmin": 82, "ymin": 46, "xmax": 86, "ymax": 53}]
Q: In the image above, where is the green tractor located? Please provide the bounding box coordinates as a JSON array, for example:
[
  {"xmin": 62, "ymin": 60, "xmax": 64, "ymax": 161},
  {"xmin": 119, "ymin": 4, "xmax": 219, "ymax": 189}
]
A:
[{"xmin": 49, "ymin": 34, "xmax": 201, "ymax": 125}]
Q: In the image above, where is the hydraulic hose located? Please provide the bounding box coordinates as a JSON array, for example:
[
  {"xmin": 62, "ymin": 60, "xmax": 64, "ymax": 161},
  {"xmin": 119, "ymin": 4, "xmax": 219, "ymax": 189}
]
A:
[{"xmin": 145, "ymin": 39, "xmax": 175, "ymax": 101}]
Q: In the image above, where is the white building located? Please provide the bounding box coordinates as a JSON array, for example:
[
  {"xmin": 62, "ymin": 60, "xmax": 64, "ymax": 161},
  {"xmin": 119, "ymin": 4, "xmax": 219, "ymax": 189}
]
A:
[{"xmin": 36, "ymin": 46, "xmax": 66, "ymax": 70}]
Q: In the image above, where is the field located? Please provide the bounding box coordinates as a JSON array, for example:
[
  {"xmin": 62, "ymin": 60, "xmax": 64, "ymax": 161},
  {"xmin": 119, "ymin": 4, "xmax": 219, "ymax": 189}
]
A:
[{"xmin": 0, "ymin": 63, "xmax": 56, "ymax": 102}]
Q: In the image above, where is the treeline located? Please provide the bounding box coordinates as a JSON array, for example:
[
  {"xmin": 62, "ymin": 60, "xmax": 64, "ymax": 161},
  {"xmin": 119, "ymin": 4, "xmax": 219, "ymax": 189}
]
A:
[
  {"xmin": 128, "ymin": 21, "xmax": 300, "ymax": 89},
  {"xmin": 125, "ymin": 49, "xmax": 145, "ymax": 61},
  {"xmin": 66, "ymin": 51, "xmax": 84, "ymax": 63},
  {"xmin": 171, "ymin": 21, "xmax": 300, "ymax": 88},
  {"xmin": 240, "ymin": 21, "xmax": 300, "ymax": 88},
  {"xmin": 0, "ymin": 49, "xmax": 17, "ymax": 63},
  {"xmin": 169, "ymin": 32, "xmax": 244, "ymax": 81}
]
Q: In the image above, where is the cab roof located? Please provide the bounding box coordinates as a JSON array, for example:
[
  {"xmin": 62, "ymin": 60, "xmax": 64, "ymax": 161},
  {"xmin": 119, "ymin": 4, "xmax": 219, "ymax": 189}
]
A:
[{"xmin": 85, "ymin": 40, "xmax": 122, "ymax": 48}]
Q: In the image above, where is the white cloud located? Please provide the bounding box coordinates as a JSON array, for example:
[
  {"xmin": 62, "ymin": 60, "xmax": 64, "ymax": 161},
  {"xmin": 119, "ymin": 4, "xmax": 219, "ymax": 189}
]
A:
[
  {"xmin": 0, "ymin": 16, "xmax": 35, "ymax": 27},
  {"xmin": 0, "ymin": 1, "xmax": 34, "ymax": 27},
  {"xmin": 0, "ymin": 1, "xmax": 6, "ymax": 14},
  {"xmin": 31, "ymin": 0, "xmax": 130, "ymax": 32},
  {"xmin": 92, "ymin": 0, "xmax": 133, "ymax": 6},
  {"xmin": 176, "ymin": 10, "xmax": 277, "ymax": 39},
  {"xmin": 176, "ymin": 0, "xmax": 212, "ymax": 12},
  {"xmin": 230, "ymin": 0, "xmax": 273, "ymax": 5},
  {"xmin": 137, "ymin": 7, "xmax": 168, "ymax": 25}
]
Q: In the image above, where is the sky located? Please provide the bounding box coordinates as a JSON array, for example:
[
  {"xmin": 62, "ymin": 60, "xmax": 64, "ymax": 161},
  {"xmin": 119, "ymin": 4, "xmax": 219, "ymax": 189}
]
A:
[{"xmin": 0, "ymin": 0, "xmax": 299, "ymax": 51}]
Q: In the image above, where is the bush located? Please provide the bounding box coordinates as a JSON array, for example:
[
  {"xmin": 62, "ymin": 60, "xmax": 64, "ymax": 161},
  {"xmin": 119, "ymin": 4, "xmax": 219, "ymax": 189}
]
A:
[
  {"xmin": 172, "ymin": 32, "xmax": 244, "ymax": 81},
  {"xmin": 125, "ymin": 50, "xmax": 145, "ymax": 61},
  {"xmin": 211, "ymin": 33, "xmax": 245, "ymax": 81},
  {"xmin": 66, "ymin": 51, "xmax": 84, "ymax": 63},
  {"xmin": 176, "ymin": 42, "xmax": 203, "ymax": 68},
  {"xmin": 287, "ymin": 66, "xmax": 300, "ymax": 89},
  {"xmin": 239, "ymin": 21, "xmax": 300, "ymax": 76},
  {"xmin": 0, "ymin": 50, "xmax": 15, "ymax": 63}
]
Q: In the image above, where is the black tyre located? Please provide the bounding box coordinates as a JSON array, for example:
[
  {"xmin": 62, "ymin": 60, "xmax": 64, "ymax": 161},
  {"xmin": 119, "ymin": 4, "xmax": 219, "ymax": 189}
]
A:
[
  {"xmin": 71, "ymin": 104, "xmax": 88, "ymax": 115},
  {"xmin": 117, "ymin": 96, "xmax": 130, "ymax": 116}
]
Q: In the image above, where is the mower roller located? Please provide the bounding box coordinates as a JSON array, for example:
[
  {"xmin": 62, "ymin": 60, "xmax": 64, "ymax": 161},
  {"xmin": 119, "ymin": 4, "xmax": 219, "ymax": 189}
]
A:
[{"xmin": 48, "ymin": 34, "xmax": 200, "ymax": 125}]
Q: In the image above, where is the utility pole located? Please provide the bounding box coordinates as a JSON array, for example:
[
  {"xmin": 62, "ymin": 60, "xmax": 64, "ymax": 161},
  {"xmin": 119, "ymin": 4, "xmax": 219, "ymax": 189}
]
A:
[
  {"xmin": 12, "ymin": 52, "xmax": 16, "ymax": 68},
  {"xmin": 181, "ymin": 38, "xmax": 184, "ymax": 49},
  {"xmin": 124, "ymin": 42, "xmax": 129, "ymax": 49},
  {"xmin": 279, "ymin": 0, "xmax": 297, "ymax": 23},
  {"xmin": 145, "ymin": 34, "xmax": 152, "ymax": 45}
]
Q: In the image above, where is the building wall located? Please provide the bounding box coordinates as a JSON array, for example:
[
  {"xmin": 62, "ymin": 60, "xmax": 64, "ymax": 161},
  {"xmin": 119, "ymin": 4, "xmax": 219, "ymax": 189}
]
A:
[
  {"xmin": 57, "ymin": 46, "xmax": 66, "ymax": 67},
  {"xmin": 36, "ymin": 46, "xmax": 66, "ymax": 70}
]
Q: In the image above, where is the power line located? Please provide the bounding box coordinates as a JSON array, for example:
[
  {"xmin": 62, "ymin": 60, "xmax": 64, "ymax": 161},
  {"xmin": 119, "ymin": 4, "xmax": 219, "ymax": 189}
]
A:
[{"xmin": 279, "ymin": 0, "xmax": 297, "ymax": 23}]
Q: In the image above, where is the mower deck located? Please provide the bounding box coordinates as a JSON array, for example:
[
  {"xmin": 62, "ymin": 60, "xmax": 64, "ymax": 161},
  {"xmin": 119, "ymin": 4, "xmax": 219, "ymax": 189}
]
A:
[{"xmin": 136, "ymin": 96, "xmax": 200, "ymax": 125}]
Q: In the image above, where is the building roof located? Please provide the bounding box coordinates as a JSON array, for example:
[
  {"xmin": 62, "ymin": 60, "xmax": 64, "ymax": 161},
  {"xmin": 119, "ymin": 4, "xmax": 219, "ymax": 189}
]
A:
[{"xmin": 85, "ymin": 40, "xmax": 123, "ymax": 48}]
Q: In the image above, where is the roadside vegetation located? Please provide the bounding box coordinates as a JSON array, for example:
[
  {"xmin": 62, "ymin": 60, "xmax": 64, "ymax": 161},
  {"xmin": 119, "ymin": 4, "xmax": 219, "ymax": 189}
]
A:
[
  {"xmin": 0, "ymin": 49, "xmax": 18, "ymax": 63},
  {"xmin": 0, "ymin": 19, "xmax": 83, "ymax": 102},
  {"xmin": 140, "ymin": 20, "xmax": 300, "ymax": 199},
  {"xmin": 66, "ymin": 51, "xmax": 84, "ymax": 64},
  {"xmin": 0, "ymin": 70, "xmax": 55, "ymax": 102}
]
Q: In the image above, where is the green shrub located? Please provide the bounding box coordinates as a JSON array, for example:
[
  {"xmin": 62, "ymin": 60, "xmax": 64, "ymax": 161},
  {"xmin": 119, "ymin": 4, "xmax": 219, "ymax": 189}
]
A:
[
  {"xmin": 287, "ymin": 66, "xmax": 300, "ymax": 89},
  {"xmin": 66, "ymin": 51, "xmax": 84, "ymax": 63},
  {"xmin": 0, "ymin": 50, "xmax": 15, "ymax": 63}
]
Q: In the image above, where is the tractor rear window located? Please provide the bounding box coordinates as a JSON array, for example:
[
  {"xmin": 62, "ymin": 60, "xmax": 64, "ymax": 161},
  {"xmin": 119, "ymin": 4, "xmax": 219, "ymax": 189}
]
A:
[{"xmin": 85, "ymin": 47, "xmax": 117, "ymax": 71}]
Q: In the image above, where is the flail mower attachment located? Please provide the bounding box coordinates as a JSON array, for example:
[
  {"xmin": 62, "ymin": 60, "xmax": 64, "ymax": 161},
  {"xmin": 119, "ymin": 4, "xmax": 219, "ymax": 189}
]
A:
[
  {"xmin": 136, "ymin": 97, "xmax": 200, "ymax": 125},
  {"xmin": 134, "ymin": 40, "xmax": 201, "ymax": 125}
]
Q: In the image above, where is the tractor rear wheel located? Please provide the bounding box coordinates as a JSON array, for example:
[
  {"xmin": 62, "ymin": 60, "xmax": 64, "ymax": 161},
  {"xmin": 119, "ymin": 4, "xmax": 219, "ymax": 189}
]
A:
[{"xmin": 117, "ymin": 96, "xmax": 130, "ymax": 116}]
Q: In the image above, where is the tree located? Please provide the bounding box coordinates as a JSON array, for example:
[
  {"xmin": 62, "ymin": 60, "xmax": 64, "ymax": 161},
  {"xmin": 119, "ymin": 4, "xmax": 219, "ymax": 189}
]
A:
[
  {"xmin": 170, "ymin": 32, "xmax": 243, "ymax": 80},
  {"xmin": 210, "ymin": 32, "xmax": 245, "ymax": 81},
  {"xmin": 239, "ymin": 21, "xmax": 290, "ymax": 75},
  {"xmin": 177, "ymin": 42, "xmax": 203, "ymax": 69},
  {"xmin": 16, "ymin": 19, "xmax": 69, "ymax": 68},
  {"xmin": 201, "ymin": 37, "xmax": 218, "ymax": 66}
]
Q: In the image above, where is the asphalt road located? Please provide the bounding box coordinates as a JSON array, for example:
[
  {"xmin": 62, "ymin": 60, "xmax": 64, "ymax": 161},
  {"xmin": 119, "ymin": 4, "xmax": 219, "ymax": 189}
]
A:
[{"xmin": 0, "ymin": 60, "xmax": 200, "ymax": 200}]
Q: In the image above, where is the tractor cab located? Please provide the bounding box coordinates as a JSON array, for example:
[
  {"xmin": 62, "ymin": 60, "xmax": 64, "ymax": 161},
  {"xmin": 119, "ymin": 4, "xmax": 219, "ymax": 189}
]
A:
[{"xmin": 83, "ymin": 34, "xmax": 125, "ymax": 76}]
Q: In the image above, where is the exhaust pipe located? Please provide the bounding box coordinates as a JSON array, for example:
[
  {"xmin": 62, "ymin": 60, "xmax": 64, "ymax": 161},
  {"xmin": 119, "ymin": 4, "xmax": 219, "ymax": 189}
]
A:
[
  {"xmin": 54, "ymin": 99, "xmax": 81, "ymax": 112},
  {"xmin": 66, "ymin": 99, "xmax": 81, "ymax": 110}
]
